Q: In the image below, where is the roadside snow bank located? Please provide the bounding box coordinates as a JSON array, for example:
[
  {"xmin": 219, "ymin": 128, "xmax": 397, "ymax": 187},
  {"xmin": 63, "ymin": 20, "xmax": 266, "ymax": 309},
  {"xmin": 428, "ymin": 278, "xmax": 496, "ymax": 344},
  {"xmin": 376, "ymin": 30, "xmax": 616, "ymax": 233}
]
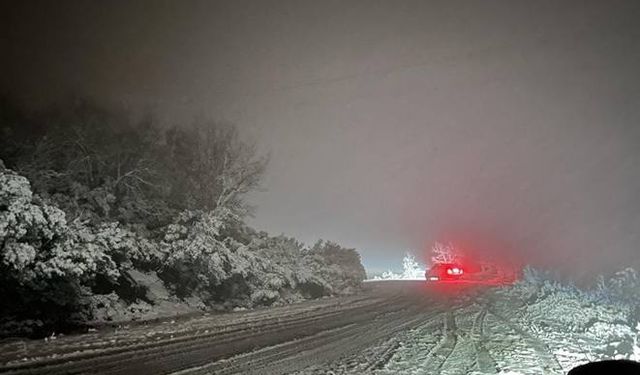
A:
[{"xmin": 490, "ymin": 267, "xmax": 640, "ymax": 371}]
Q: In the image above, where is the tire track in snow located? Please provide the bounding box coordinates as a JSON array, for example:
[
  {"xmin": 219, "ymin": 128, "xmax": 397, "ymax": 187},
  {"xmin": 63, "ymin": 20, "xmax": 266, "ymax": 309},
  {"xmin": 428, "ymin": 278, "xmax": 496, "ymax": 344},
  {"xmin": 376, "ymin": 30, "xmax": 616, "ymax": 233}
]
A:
[
  {"xmin": 114, "ymin": 295, "xmax": 408, "ymax": 375},
  {"xmin": 0, "ymin": 294, "xmax": 376, "ymax": 365},
  {"xmin": 0, "ymin": 295, "xmax": 395, "ymax": 375},
  {"xmin": 371, "ymin": 317, "xmax": 442, "ymax": 374},
  {"xmin": 206, "ymin": 323, "xmax": 362, "ymax": 375},
  {"xmin": 380, "ymin": 311, "xmax": 458, "ymax": 375},
  {"xmin": 361, "ymin": 337, "xmax": 402, "ymax": 372},
  {"xmin": 487, "ymin": 309, "xmax": 564, "ymax": 374},
  {"xmin": 471, "ymin": 308, "xmax": 499, "ymax": 374},
  {"xmin": 434, "ymin": 312, "xmax": 459, "ymax": 374},
  {"xmin": 0, "ymin": 282, "xmax": 495, "ymax": 375},
  {"xmin": 323, "ymin": 310, "xmax": 446, "ymax": 374},
  {"xmin": 183, "ymin": 296, "xmax": 444, "ymax": 374}
]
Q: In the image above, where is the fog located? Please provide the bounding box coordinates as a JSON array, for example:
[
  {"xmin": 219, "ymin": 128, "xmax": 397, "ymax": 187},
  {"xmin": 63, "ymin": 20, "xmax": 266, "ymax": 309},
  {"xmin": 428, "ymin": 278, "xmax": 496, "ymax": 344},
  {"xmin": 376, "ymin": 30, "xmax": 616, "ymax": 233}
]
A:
[{"xmin": 2, "ymin": 0, "xmax": 640, "ymax": 278}]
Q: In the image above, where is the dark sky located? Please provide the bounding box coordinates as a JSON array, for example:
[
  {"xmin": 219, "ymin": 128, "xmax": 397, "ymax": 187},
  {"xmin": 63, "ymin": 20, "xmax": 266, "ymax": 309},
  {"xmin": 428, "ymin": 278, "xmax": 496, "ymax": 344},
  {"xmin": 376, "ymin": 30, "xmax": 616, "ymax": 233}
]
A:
[{"xmin": 2, "ymin": 0, "xmax": 640, "ymax": 276}]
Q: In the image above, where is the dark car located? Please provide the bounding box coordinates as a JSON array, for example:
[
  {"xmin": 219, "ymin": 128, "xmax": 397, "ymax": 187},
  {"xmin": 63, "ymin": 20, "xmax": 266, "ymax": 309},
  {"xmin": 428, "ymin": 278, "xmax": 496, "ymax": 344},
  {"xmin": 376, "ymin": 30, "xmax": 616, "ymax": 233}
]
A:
[{"xmin": 426, "ymin": 263, "xmax": 465, "ymax": 282}]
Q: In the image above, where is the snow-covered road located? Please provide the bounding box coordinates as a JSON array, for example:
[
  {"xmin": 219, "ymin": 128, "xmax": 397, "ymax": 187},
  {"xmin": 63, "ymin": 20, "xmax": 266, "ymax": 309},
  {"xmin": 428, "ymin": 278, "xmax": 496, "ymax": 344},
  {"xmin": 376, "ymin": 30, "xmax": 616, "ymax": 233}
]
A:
[
  {"xmin": 1, "ymin": 281, "xmax": 637, "ymax": 374},
  {"xmin": 295, "ymin": 282, "xmax": 566, "ymax": 375}
]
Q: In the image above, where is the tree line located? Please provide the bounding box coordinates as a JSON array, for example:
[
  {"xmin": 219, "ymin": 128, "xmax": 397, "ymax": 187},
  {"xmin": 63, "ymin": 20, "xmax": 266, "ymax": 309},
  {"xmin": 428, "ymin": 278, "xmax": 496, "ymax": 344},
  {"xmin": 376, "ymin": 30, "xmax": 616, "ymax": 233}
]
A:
[{"xmin": 0, "ymin": 99, "xmax": 366, "ymax": 337}]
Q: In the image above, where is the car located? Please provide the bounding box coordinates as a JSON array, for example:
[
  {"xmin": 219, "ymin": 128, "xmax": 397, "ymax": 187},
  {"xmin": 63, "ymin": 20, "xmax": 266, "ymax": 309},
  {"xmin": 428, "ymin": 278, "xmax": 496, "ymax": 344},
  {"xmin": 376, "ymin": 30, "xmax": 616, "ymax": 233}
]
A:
[{"xmin": 426, "ymin": 263, "xmax": 465, "ymax": 282}]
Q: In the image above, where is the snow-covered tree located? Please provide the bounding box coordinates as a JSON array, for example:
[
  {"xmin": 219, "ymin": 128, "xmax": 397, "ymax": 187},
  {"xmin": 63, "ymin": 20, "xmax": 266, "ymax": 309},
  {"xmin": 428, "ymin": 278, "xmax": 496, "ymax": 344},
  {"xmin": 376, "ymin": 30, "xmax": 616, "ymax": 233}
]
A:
[
  {"xmin": 402, "ymin": 253, "xmax": 424, "ymax": 279},
  {"xmin": 430, "ymin": 242, "xmax": 459, "ymax": 264},
  {"xmin": 0, "ymin": 100, "xmax": 369, "ymax": 335}
]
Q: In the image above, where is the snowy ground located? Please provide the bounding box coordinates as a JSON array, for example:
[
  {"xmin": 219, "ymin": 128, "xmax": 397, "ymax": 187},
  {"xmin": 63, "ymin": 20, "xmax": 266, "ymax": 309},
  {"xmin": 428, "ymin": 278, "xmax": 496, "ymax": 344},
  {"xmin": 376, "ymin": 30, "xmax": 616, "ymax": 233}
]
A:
[
  {"xmin": 1, "ymin": 279, "xmax": 638, "ymax": 374},
  {"xmin": 294, "ymin": 280, "xmax": 639, "ymax": 375}
]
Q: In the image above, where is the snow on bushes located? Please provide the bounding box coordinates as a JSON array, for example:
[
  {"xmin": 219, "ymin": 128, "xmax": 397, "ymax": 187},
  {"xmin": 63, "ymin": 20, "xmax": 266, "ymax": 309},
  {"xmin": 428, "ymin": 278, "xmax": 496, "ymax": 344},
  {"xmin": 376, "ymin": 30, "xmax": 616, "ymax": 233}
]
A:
[
  {"xmin": 159, "ymin": 214, "xmax": 366, "ymax": 308},
  {"xmin": 0, "ymin": 164, "xmax": 368, "ymax": 335},
  {"xmin": 159, "ymin": 209, "xmax": 240, "ymax": 295},
  {"xmin": 594, "ymin": 268, "xmax": 640, "ymax": 308},
  {"xmin": 0, "ymin": 101, "xmax": 368, "ymax": 336},
  {"xmin": 492, "ymin": 266, "xmax": 640, "ymax": 367},
  {"xmin": 1, "ymin": 165, "xmax": 161, "ymax": 284},
  {"xmin": 501, "ymin": 267, "xmax": 634, "ymax": 334},
  {"xmin": 304, "ymin": 241, "xmax": 366, "ymax": 292},
  {"xmin": 0, "ymin": 165, "xmax": 168, "ymax": 334},
  {"xmin": 1, "ymin": 166, "xmax": 98, "ymax": 283}
]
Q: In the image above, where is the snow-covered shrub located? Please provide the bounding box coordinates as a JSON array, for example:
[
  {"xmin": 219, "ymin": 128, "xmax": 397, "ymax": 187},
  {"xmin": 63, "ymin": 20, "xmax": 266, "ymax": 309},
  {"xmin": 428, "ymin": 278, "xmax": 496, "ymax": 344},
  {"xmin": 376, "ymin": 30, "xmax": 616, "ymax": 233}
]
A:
[
  {"xmin": 0, "ymin": 166, "xmax": 98, "ymax": 333},
  {"xmin": 594, "ymin": 268, "xmax": 640, "ymax": 305},
  {"xmin": 0, "ymin": 164, "xmax": 368, "ymax": 332},
  {"xmin": 0, "ymin": 165, "xmax": 165, "ymax": 334},
  {"xmin": 509, "ymin": 270, "xmax": 626, "ymax": 325},
  {"xmin": 159, "ymin": 209, "xmax": 244, "ymax": 298},
  {"xmin": 160, "ymin": 210, "xmax": 272, "ymax": 307},
  {"xmin": 0, "ymin": 167, "xmax": 100, "ymax": 284},
  {"xmin": 521, "ymin": 265, "xmax": 550, "ymax": 285},
  {"xmin": 242, "ymin": 235, "xmax": 309, "ymax": 304},
  {"xmin": 159, "ymin": 214, "xmax": 365, "ymax": 308},
  {"xmin": 524, "ymin": 285, "xmax": 629, "ymax": 333},
  {"xmin": 494, "ymin": 266, "xmax": 640, "ymax": 363},
  {"xmin": 304, "ymin": 240, "xmax": 367, "ymax": 294},
  {"xmin": 484, "ymin": 276, "xmax": 620, "ymax": 369},
  {"xmin": 89, "ymin": 222, "xmax": 162, "ymax": 270},
  {"xmin": 0, "ymin": 101, "xmax": 369, "ymax": 335},
  {"xmin": 225, "ymin": 235, "xmax": 364, "ymax": 305}
]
